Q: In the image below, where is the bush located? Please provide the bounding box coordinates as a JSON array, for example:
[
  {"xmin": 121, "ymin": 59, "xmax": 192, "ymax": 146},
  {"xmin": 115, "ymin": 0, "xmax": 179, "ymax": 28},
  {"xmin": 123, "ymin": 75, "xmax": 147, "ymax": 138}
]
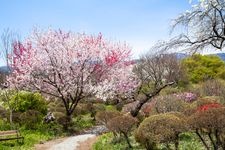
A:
[
  {"xmin": 153, "ymin": 95, "xmax": 189, "ymax": 114},
  {"xmin": 188, "ymin": 106, "xmax": 225, "ymax": 149},
  {"xmin": 18, "ymin": 110, "xmax": 44, "ymax": 129},
  {"xmin": 174, "ymin": 92, "xmax": 197, "ymax": 103},
  {"xmin": 2, "ymin": 91, "xmax": 49, "ymax": 129},
  {"xmin": 135, "ymin": 113, "xmax": 186, "ymax": 150},
  {"xmin": 201, "ymin": 79, "xmax": 225, "ymax": 96},
  {"xmin": 200, "ymin": 79, "xmax": 225, "ymax": 104},
  {"xmin": 0, "ymin": 106, "xmax": 8, "ymax": 119},
  {"xmin": 10, "ymin": 91, "xmax": 47, "ymax": 114},
  {"xmin": 107, "ymin": 114, "xmax": 137, "ymax": 148},
  {"xmin": 183, "ymin": 97, "xmax": 223, "ymax": 116},
  {"xmin": 73, "ymin": 114, "xmax": 95, "ymax": 131},
  {"xmin": 95, "ymin": 110, "xmax": 121, "ymax": 126}
]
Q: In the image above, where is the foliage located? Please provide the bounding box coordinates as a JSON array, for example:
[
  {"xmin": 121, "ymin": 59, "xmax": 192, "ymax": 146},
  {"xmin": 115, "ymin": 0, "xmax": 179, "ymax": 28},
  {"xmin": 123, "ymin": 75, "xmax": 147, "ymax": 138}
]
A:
[
  {"xmin": 18, "ymin": 110, "xmax": 43, "ymax": 129},
  {"xmin": 0, "ymin": 105, "xmax": 8, "ymax": 120},
  {"xmin": 0, "ymin": 130, "xmax": 54, "ymax": 150},
  {"xmin": 10, "ymin": 91, "xmax": 47, "ymax": 114},
  {"xmin": 95, "ymin": 110, "xmax": 121, "ymax": 126},
  {"xmin": 182, "ymin": 54, "xmax": 225, "ymax": 83},
  {"xmin": 135, "ymin": 113, "xmax": 187, "ymax": 150},
  {"xmin": 0, "ymin": 118, "xmax": 59, "ymax": 150},
  {"xmin": 73, "ymin": 114, "xmax": 95, "ymax": 131},
  {"xmin": 153, "ymin": 95, "xmax": 189, "ymax": 114},
  {"xmin": 160, "ymin": 86, "xmax": 182, "ymax": 95},
  {"xmin": 0, "ymin": 90, "xmax": 47, "ymax": 128}
]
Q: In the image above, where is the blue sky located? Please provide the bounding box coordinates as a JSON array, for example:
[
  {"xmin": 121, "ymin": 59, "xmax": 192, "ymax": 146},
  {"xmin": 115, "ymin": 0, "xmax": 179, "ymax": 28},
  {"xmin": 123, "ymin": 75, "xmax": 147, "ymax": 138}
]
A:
[{"xmin": 0, "ymin": 0, "xmax": 192, "ymax": 59}]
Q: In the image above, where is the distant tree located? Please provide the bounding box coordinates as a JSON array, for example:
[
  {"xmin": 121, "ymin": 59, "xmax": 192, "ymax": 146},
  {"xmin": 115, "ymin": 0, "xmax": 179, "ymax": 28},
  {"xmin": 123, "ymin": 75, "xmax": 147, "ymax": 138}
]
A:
[
  {"xmin": 7, "ymin": 29, "xmax": 138, "ymax": 124},
  {"xmin": 0, "ymin": 28, "xmax": 20, "ymax": 71},
  {"xmin": 182, "ymin": 54, "xmax": 225, "ymax": 83}
]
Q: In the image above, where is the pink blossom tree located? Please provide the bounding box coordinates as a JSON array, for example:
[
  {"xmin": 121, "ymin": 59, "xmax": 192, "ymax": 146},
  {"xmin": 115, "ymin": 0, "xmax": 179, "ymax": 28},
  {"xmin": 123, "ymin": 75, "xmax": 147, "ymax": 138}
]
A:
[{"xmin": 7, "ymin": 29, "xmax": 138, "ymax": 120}]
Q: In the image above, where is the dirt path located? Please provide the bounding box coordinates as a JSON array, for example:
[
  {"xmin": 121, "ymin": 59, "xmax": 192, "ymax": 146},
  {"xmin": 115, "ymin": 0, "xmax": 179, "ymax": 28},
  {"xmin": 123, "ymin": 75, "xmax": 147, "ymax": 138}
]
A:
[
  {"xmin": 77, "ymin": 136, "xmax": 98, "ymax": 150},
  {"xmin": 35, "ymin": 125, "xmax": 106, "ymax": 150},
  {"xmin": 35, "ymin": 134, "xmax": 97, "ymax": 150}
]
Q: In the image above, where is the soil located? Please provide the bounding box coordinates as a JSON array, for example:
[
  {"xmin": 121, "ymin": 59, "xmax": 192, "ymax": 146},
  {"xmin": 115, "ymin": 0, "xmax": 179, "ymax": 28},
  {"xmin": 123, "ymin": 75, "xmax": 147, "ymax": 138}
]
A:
[{"xmin": 77, "ymin": 136, "xmax": 99, "ymax": 150}]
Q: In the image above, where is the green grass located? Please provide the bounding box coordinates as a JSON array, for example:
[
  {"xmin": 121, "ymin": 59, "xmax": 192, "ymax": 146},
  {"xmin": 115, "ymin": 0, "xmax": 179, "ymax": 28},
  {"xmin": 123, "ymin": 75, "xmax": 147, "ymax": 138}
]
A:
[
  {"xmin": 93, "ymin": 132, "xmax": 144, "ymax": 150},
  {"xmin": 93, "ymin": 132, "xmax": 206, "ymax": 150},
  {"xmin": 179, "ymin": 132, "xmax": 205, "ymax": 150},
  {"xmin": 73, "ymin": 114, "xmax": 95, "ymax": 131},
  {"xmin": 0, "ymin": 129, "xmax": 55, "ymax": 150}
]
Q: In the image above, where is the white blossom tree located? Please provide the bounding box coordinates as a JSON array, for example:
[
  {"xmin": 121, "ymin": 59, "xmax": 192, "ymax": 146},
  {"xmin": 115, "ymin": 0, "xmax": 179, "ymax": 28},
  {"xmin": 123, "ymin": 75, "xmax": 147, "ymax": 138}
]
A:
[
  {"xmin": 7, "ymin": 29, "xmax": 138, "ymax": 120},
  {"xmin": 156, "ymin": 0, "xmax": 225, "ymax": 52}
]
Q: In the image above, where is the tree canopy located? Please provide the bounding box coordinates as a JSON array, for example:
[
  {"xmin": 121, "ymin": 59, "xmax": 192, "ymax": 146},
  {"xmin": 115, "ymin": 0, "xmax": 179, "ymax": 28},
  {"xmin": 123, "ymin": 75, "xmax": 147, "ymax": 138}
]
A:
[
  {"xmin": 7, "ymin": 29, "xmax": 139, "ymax": 118},
  {"xmin": 182, "ymin": 54, "xmax": 225, "ymax": 83}
]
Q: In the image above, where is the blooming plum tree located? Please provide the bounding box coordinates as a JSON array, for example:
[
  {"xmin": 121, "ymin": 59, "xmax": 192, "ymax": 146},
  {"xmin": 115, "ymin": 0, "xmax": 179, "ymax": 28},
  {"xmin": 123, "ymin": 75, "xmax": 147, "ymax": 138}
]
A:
[{"xmin": 7, "ymin": 29, "xmax": 138, "ymax": 119}]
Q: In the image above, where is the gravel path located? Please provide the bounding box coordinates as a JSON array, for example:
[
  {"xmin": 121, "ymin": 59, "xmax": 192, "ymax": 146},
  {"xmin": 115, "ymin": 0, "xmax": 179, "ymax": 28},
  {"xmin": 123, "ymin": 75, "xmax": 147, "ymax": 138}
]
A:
[{"xmin": 48, "ymin": 134, "xmax": 96, "ymax": 150}]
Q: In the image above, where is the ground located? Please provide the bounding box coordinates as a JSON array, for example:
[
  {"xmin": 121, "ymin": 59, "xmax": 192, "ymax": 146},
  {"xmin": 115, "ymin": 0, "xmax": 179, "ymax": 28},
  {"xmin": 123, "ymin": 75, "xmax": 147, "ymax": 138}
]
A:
[{"xmin": 35, "ymin": 134, "xmax": 98, "ymax": 150}]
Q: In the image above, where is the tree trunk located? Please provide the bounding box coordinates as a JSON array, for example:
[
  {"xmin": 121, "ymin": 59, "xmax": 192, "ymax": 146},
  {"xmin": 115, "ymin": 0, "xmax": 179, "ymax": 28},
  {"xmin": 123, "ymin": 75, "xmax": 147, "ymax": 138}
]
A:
[
  {"xmin": 130, "ymin": 82, "xmax": 174, "ymax": 117},
  {"xmin": 9, "ymin": 109, "xmax": 13, "ymax": 128},
  {"xmin": 215, "ymin": 130, "xmax": 222, "ymax": 149},
  {"xmin": 122, "ymin": 132, "xmax": 132, "ymax": 149},
  {"xmin": 174, "ymin": 140, "xmax": 179, "ymax": 150},
  {"xmin": 174, "ymin": 134, "xmax": 179, "ymax": 150},
  {"xmin": 208, "ymin": 132, "xmax": 217, "ymax": 150},
  {"xmin": 196, "ymin": 130, "xmax": 210, "ymax": 150},
  {"xmin": 61, "ymin": 111, "xmax": 73, "ymax": 131}
]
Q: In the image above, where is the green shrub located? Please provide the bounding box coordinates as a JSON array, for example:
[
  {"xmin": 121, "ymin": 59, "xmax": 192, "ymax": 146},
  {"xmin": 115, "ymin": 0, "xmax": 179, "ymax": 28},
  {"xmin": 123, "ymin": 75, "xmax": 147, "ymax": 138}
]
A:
[
  {"xmin": 0, "ymin": 106, "xmax": 8, "ymax": 119},
  {"xmin": 135, "ymin": 113, "xmax": 186, "ymax": 150},
  {"xmin": 18, "ymin": 110, "xmax": 44, "ymax": 129},
  {"xmin": 0, "ymin": 118, "xmax": 12, "ymax": 130},
  {"xmin": 10, "ymin": 91, "xmax": 47, "ymax": 114},
  {"xmin": 73, "ymin": 114, "xmax": 95, "ymax": 131}
]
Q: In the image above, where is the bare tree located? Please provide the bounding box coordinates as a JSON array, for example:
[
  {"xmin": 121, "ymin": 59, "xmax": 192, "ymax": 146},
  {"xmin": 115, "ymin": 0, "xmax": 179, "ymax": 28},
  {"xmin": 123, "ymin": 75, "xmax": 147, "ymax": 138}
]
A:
[
  {"xmin": 156, "ymin": 0, "xmax": 225, "ymax": 53},
  {"xmin": 130, "ymin": 52, "xmax": 183, "ymax": 117},
  {"xmin": 1, "ymin": 28, "xmax": 20, "ymax": 68},
  {"xmin": 0, "ymin": 29, "xmax": 20, "ymax": 126}
]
